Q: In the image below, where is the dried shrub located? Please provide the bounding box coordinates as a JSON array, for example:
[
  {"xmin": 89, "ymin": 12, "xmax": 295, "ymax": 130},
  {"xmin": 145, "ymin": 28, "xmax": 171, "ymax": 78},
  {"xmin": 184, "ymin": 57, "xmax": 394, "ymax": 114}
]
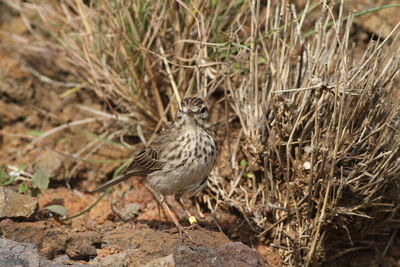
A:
[{"xmin": 207, "ymin": 3, "xmax": 400, "ymax": 265}]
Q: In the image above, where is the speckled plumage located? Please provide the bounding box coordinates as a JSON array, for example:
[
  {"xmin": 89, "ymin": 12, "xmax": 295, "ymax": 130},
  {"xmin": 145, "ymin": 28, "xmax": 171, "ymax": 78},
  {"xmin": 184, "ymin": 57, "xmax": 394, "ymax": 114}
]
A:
[{"xmin": 92, "ymin": 97, "xmax": 217, "ymax": 239}]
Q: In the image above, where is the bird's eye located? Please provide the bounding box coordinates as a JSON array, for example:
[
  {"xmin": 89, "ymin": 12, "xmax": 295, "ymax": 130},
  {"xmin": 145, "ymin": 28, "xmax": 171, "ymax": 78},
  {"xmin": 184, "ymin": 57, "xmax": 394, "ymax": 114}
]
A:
[{"xmin": 200, "ymin": 107, "xmax": 207, "ymax": 113}]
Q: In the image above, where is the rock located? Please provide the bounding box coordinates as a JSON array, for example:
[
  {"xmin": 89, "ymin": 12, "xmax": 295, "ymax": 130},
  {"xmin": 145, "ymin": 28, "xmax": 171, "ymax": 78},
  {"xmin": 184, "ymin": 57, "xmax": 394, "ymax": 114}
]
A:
[
  {"xmin": 101, "ymin": 228, "xmax": 230, "ymax": 265},
  {"xmin": 101, "ymin": 229, "xmax": 149, "ymax": 250},
  {"xmin": 0, "ymin": 219, "xmax": 45, "ymax": 246},
  {"xmin": 0, "ymin": 99, "xmax": 25, "ymax": 124},
  {"xmin": 0, "ymin": 187, "xmax": 38, "ymax": 218},
  {"xmin": 41, "ymin": 228, "xmax": 69, "ymax": 259},
  {"xmin": 98, "ymin": 227, "xmax": 267, "ymax": 266},
  {"xmin": 90, "ymin": 249, "xmax": 138, "ymax": 267},
  {"xmin": 114, "ymin": 202, "xmax": 141, "ymax": 221},
  {"xmin": 0, "ymin": 52, "xmax": 34, "ymax": 103},
  {"xmin": 66, "ymin": 231, "xmax": 102, "ymax": 260},
  {"xmin": 0, "ymin": 238, "xmax": 93, "ymax": 267},
  {"xmin": 53, "ymin": 254, "xmax": 71, "ymax": 263},
  {"xmin": 144, "ymin": 254, "xmax": 174, "ymax": 267},
  {"xmin": 174, "ymin": 242, "xmax": 268, "ymax": 267},
  {"xmin": 1, "ymin": 218, "xmax": 269, "ymax": 266},
  {"xmin": 40, "ymin": 258, "xmax": 94, "ymax": 267},
  {"xmin": 216, "ymin": 242, "xmax": 267, "ymax": 266},
  {"xmin": 0, "ymin": 219, "xmax": 68, "ymax": 259},
  {"xmin": 0, "ymin": 238, "xmax": 40, "ymax": 267}
]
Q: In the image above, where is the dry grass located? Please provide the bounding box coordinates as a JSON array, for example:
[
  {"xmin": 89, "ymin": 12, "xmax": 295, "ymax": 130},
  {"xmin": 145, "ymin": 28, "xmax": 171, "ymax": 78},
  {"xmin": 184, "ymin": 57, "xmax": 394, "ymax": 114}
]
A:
[
  {"xmin": 3, "ymin": 0, "xmax": 400, "ymax": 265},
  {"xmin": 209, "ymin": 3, "xmax": 400, "ymax": 265}
]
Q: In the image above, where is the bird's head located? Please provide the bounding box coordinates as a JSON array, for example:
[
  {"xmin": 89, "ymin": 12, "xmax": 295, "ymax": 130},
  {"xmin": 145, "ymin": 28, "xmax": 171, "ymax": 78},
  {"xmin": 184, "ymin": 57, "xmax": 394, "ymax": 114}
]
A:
[{"xmin": 175, "ymin": 97, "xmax": 211, "ymax": 129}]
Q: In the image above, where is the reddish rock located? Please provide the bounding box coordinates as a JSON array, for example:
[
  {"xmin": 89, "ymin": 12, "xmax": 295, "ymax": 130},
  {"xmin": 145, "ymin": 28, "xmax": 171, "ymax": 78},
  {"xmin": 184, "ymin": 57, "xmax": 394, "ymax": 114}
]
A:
[
  {"xmin": 174, "ymin": 242, "xmax": 268, "ymax": 267},
  {"xmin": 66, "ymin": 231, "xmax": 102, "ymax": 260},
  {"xmin": 0, "ymin": 219, "xmax": 68, "ymax": 259},
  {"xmin": 0, "ymin": 187, "xmax": 38, "ymax": 218}
]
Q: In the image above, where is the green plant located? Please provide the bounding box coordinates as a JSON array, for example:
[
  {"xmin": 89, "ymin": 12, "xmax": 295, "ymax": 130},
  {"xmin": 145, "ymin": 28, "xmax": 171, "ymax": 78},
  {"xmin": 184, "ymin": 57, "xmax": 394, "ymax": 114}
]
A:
[
  {"xmin": 0, "ymin": 163, "xmax": 27, "ymax": 186},
  {"xmin": 18, "ymin": 165, "xmax": 50, "ymax": 197}
]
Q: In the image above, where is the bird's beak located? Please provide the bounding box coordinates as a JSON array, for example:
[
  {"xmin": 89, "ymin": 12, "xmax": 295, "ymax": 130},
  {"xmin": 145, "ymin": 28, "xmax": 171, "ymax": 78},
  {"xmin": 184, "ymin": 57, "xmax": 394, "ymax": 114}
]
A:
[{"xmin": 186, "ymin": 110, "xmax": 195, "ymax": 117}]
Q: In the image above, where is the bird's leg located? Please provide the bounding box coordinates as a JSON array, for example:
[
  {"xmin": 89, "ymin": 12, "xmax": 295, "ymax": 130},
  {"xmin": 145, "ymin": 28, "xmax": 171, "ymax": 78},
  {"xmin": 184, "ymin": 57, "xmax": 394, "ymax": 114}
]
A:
[
  {"xmin": 152, "ymin": 191, "xmax": 162, "ymax": 230},
  {"xmin": 156, "ymin": 200, "xmax": 162, "ymax": 230},
  {"xmin": 161, "ymin": 197, "xmax": 192, "ymax": 242},
  {"xmin": 175, "ymin": 195, "xmax": 200, "ymax": 230}
]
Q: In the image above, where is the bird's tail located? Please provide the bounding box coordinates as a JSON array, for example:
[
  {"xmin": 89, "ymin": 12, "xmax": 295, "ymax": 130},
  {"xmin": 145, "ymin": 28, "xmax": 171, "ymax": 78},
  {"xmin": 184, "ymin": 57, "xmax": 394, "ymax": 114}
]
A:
[{"xmin": 90, "ymin": 171, "xmax": 144, "ymax": 193}]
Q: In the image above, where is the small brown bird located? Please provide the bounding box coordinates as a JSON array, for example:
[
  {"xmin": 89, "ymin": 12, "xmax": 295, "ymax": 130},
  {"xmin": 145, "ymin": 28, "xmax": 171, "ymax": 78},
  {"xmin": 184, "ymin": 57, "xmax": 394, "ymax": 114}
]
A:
[{"xmin": 92, "ymin": 97, "xmax": 217, "ymax": 239}]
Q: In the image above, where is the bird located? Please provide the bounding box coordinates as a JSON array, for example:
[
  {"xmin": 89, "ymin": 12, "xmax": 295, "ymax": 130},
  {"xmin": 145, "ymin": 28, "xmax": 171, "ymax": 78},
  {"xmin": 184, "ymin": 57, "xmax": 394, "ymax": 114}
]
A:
[{"xmin": 91, "ymin": 97, "xmax": 218, "ymax": 240}]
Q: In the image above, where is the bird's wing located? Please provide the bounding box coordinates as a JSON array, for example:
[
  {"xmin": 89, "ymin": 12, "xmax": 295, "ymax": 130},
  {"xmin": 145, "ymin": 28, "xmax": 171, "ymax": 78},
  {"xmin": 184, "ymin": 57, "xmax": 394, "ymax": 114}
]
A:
[
  {"xmin": 124, "ymin": 147, "xmax": 164, "ymax": 174},
  {"xmin": 90, "ymin": 147, "xmax": 163, "ymax": 193},
  {"xmin": 125, "ymin": 126, "xmax": 177, "ymax": 173},
  {"xmin": 91, "ymin": 127, "xmax": 176, "ymax": 193}
]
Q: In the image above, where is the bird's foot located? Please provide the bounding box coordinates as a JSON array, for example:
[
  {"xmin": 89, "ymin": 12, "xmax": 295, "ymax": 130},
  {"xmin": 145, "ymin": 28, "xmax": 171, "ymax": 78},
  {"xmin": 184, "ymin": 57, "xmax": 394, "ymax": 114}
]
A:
[
  {"xmin": 174, "ymin": 225, "xmax": 193, "ymax": 243},
  {"xmin": 184, "ymin": 222, "xmax": 201, "ymax": 231}
]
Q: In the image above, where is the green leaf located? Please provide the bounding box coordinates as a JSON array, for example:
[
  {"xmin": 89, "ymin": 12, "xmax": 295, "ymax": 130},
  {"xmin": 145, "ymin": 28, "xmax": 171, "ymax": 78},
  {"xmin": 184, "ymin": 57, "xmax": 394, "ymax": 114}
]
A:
[
  {"xmin": 44, "ymin": 205, "xmax": 69, "ymax": 217},
  {"xmin": 240, "ymin": 159, "xmax": 247, "ymax": 169},
  {"xmin": 18, "ymin": 162, "xmax": 28, "ymax": 171},
  {"xmin": 210, "ymin": 0, "xmax": 217, "ymax": 9},
  {"xmin": 32, "ymin": 166, "xmax": 50, "ymax": 190},
  {"xmin": 28, "ymin": 131, "xmax": 44, "ymax": 137},
  {"xmin": 246, "ymin": 173, "xmax": 255, "ymax": 179},
  {"xmin": 1, "ymin": 174, "xmax": 17, "ymax": 186},
  {"xmin": 0, "ymin": 165, "xmax": 7, "ymax": 185},
  {"xmin": 0, "ymin": 164, "xmax": 6, "ymax": 179},
  {"xmin": 1, "ymin": 162, "xmax": 29, "ymax": 186},
  {"xmin": 18, "ymin": 183, "xmax": 29, "ymax": 194}
]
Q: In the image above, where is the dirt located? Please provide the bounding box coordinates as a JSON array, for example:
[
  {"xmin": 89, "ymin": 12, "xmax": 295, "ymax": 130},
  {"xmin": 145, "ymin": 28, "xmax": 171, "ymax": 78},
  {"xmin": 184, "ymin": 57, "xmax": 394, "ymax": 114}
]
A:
[
  {"xmin": 0, "ymin": 185, "xmax": 269, "ymax": 265},
  {"xmin": 0, "ymin": 1, "xmax": 399, "ymax": 266}
]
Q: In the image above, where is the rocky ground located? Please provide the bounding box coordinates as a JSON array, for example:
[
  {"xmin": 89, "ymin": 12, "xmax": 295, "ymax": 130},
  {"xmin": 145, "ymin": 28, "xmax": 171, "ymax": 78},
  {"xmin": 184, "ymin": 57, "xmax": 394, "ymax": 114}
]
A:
[{"xmin": 0, "ymin": 185, "xmax": 276, "ymax": 266}]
